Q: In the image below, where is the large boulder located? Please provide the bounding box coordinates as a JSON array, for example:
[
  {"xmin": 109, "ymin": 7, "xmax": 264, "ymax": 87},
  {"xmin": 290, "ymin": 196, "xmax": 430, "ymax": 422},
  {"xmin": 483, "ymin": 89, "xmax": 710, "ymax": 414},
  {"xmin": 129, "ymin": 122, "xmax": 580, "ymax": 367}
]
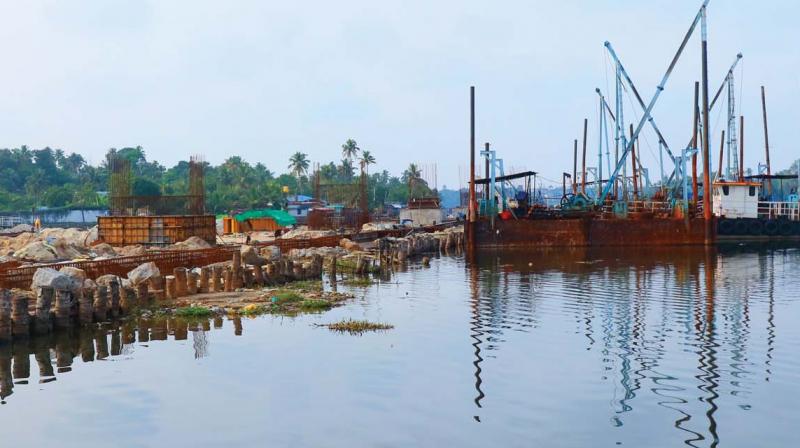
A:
[
  {"xmin": 117, "ymin": 245, "xmax": 147, "ymax": 257},
  {"xmin": 0, "ymin": 223, "xmax": 33, "ymax": 234},
  {"xmin": 51, "ymin": 239, "xmax": 86, "ymax": 260},
  {"xmin": 31, "ymin": 268, "xmax": 74, "ymax": 291},
  {"xmin": 13, "ymin": 241, "xmax": 57, "ymax": 262},
  {"xmin": 95, "ymin": 274, "xmax": 121, "ymax": 287},
  {"xmin": 240, "ymin": 245, "xmax": 266, "ymax": 266},
  {"xmin": 83, "ymin": 278, "xmax": 97, "ymax": 290},
  {"xmin": 91, "ymin": 243, "xmax": 117, "ymax": 258},
  {"xmin": 259, "ymin": 245, "xmax": 281, "ymax": 262},
  {"xmin": 171, "ymin": 236, "xmax": 212, "ymax": 250},
  {"xmin": 127, "ymin": 262, "xmax": 160, "ymax": 286},
  {"xmin": 339, "ymin": 238, "xmax": 361, "ymax": 252},
  {"xmin": 59, "ymin": 266, "xmax": 87, "ymax": 282}
]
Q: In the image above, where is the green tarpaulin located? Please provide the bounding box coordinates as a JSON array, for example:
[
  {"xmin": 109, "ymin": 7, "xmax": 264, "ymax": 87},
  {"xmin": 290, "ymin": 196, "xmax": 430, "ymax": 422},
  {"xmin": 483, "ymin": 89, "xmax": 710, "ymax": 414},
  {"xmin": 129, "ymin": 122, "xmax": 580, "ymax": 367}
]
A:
[{"xmin": 233, "ymin": 209, "xmax": 296, "ymax": 226}]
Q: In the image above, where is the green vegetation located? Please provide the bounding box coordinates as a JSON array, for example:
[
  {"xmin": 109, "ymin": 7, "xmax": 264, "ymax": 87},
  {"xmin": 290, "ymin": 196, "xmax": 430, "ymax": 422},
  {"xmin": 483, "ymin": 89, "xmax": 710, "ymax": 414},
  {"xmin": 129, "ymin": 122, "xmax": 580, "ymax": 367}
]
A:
[
  {"xmin": 323, "ymin": 319, "xmax": 394, "ymax": 334},
  {"xmin": 335, "ymin": 258, "xmax": 380, "ymax": 274},
  {"xmin": 0, "ymin": 139, "xmax": 436, "ymax": 212},
  {"xmin": 288, "ymin": 280, "xmax": 324, "ymax": 292},
  {"xmin": 299, "ymin": 299, "xmax": 332, "ymax": 311},
  {"xmin": 273, "ymin": 291, "xmax": 304, "ymax": 305},
  {"xmin": 174, "ymin": 306, "xmax": 214, "ymax": 318},
  {"xmin": 343, "ymin": 277, "xmax": 375, "ymax": 287}
]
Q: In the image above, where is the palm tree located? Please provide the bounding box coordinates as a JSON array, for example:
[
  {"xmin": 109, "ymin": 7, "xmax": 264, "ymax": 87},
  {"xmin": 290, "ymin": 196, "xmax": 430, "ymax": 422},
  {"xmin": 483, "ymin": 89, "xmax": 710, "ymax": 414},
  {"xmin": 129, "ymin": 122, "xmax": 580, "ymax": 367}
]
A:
[
  {"xmin": 403, "ymin": 163, "xmax": 422, "ymax": 199},
  {"xmin": 338, "ymin": 159, "xmax": 355, "ymax": 180},
  {"xmin": 288, "ymin": 152, "xmax": 310, "ymax": 193},
  {"xmin": 359, "ymin": 150, "xmax": 376, "ymax": 175},
  {"xmin": 341, "ymin": 139, "xmax": 360, "ymax": 161},
  {"xmin": 402, "ymin": 163, "xmax": 422, "ymax": 183}
]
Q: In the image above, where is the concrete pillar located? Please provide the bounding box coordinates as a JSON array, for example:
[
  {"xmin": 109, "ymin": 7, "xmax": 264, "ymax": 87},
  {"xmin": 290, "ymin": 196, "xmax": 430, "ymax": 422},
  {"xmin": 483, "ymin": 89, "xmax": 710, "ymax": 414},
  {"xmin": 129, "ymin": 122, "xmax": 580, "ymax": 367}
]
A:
[
  {"xmin": 211, "ymin": 266, "xmax": 223, "ymax": 292},
  {"xmin": 187, "ymin": 271, "xmax": 198, "ymax": 295},
  {"xmin": 136, "ymin": 282, "xmax": 149, "ymax": 303},
  {"xmin": 224, "ymin": 268, "xmax": 233, "ymax": 292},
  {"xmin": 165, "ymin": 275, "xmax": 176, "ymax": 299},
  {"xmin": 120, "ymin": 287, "xmax": 137, "ymax": 314},
  {"xmin": 54, "ymin": 289, "xmax": 72, "ymax": 329},
  {"xmin": 173, "ymin": 268, "xmax": 188, "ymax": 297},
  {"xmin": 11, "ymin": 293, "xmax": 30, "ymax": 338},
  {"xmin": 109, "ymin": 279, "xmax": 120, "ymax": 318},
  {"xmin": 0, "ymin": 290, "xmax": 11, "ymax": 342},
  {"xmin": 34, "ymin": 287, "xmax": 54, "ymax": 335},
  {"xmin": 253, "ymin": 264, "xmax": 264, "ymax": 285},
  {"xmin": 199, "ymin": 267, "xmax": 209, "ymax": 293},
  {"xmin": 79, "ymin": 288, "xmax": 94, "ymax": 324},
  {"xmin": 94, "ymin": 286, "xmax": 108, "ymax": 322}
]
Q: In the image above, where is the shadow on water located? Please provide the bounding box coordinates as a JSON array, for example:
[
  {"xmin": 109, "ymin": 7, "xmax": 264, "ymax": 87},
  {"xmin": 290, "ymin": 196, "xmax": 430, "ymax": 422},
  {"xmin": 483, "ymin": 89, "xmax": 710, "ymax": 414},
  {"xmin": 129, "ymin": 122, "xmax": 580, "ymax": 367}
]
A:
[
  {"xmin": 0, "ymin": 315, "xmax": 244, "ymax": 404},
  {"xmin": 466, "ymin": 244, "xmax": 791, "ymax": 446}
]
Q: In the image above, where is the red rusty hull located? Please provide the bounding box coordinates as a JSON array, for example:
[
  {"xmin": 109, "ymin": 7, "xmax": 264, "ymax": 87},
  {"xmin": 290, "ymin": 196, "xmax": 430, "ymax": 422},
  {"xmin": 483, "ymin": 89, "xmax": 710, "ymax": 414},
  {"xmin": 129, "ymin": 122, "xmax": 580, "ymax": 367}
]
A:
[{"xmin": 469, "ymin": 216, "xmax": 710, "ymax": 248}]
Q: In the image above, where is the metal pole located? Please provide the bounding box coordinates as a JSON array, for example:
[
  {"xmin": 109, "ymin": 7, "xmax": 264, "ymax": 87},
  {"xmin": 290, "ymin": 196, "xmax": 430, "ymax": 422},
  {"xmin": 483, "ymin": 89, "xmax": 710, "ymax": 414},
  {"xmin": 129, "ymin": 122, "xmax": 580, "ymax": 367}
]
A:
[
  {"xmin": 573, "ymin": 139, "xmax": 578, "ymax": 195},
  {"xmin": 582, "ymin": 118, "xmax": 588, "ymax": 195},
  {"xmin": 718, "ymin": 130, "xmax": 725, "ymax": 183},
  {"xmin": 630, "ymin": 124, "xmax": 638, "ymax": 201},
  {"xmin": 598, "ymin": 96, "xmax": 605, "ymax": 201},
  {"xmin": 692, "ymin": 81, "xmax": 700, "ymax": 208},
  {"xmin": 484, "ymin": 145, "xmax": 490, "ymax": 201},
  {"xmin": 701, "ymin": 4, "xmax": 713, "ymax": 242},
  {"xmin": 659, "ymin": 141, "xmax": 665, "ymax": 189},
  {"xmin": 739, "ymin": 115, "xmax": 745, "ymax": 181},
  {"xmin": 469, "ymin": 86, "xmax": 476, "ymax": 223},
  {"xmin": 761, "ymin": 86, "xmax": 773, "ymax": 196}
]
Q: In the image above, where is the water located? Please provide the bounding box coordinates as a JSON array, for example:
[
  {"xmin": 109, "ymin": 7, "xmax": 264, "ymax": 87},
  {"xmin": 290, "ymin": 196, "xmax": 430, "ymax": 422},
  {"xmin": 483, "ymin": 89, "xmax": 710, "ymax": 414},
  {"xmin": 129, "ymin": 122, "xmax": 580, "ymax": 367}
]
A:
[{"xmin": 1, "ymin": 245, "xmax": 799, "ymax": 447}]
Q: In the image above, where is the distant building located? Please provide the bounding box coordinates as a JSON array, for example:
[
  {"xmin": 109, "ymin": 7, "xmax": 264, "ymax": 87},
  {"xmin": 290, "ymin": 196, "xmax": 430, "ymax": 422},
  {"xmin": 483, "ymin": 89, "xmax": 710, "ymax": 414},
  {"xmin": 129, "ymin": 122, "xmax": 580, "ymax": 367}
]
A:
[
  {"xmin": 399, "ymin": 197, "xmax": 444, "ymax": 227},
  {"xmin": 286, "ymin": 194, "xmax": 323, "ymax": 224}
]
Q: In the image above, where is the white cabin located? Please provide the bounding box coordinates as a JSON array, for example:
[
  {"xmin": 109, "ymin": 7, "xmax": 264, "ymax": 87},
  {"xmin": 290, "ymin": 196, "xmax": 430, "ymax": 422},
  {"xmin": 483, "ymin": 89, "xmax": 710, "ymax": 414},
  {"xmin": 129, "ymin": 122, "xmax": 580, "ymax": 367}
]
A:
[{"xmin": 712, "ymin": 181, "xmax": 760, "ymax": 219}]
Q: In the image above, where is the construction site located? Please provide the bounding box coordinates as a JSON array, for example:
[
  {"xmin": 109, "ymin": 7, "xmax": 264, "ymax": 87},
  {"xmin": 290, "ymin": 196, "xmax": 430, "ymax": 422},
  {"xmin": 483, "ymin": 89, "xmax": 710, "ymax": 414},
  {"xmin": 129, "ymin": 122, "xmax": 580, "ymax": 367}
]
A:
[{"xmin": 0, "ymin": 149, "xmax": 464, "ymax": 341}]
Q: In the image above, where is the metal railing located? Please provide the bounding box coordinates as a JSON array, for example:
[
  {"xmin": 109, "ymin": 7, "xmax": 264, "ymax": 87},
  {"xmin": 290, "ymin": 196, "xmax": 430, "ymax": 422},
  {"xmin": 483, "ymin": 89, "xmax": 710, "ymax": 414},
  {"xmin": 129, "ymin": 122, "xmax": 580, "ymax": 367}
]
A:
[
  {"xmin": 0, "ymin": 216, "xmax": 28, "ymax": 229},
  {"xmin": 758, "ymin": 202, "xmax": 800, "ymax": 221}
]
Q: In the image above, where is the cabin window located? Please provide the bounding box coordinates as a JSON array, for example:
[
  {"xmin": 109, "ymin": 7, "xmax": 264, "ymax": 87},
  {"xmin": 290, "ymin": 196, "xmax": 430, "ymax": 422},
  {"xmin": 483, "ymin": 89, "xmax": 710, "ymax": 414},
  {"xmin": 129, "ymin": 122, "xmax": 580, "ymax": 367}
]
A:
[
  {"xmin": 749, "ymin": 186, "xmax": 756, "ymax": 196},
  {"xmin": 722, "ymin": 186, "xmax": 729, "ymax": 196}
]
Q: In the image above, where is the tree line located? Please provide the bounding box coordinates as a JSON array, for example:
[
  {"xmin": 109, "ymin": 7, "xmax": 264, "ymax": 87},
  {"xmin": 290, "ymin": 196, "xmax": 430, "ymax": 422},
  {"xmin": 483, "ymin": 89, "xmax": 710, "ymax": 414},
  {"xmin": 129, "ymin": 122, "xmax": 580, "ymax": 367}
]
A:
[{"xmin": 0, "ymin": 141, "xmax": 433, "ymax": 214}]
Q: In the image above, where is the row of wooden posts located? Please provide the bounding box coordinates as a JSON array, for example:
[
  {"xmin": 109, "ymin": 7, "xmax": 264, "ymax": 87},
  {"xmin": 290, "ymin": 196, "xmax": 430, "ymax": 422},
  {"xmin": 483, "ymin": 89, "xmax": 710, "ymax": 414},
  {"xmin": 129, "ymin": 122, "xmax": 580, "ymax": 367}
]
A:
[
  {"xmin": 0, "ymin": 252, "xmax": 324, "ymax": 343},
  {"xmin": 376, "ymin": 231, "xmax": 465, "ymax": 267}
]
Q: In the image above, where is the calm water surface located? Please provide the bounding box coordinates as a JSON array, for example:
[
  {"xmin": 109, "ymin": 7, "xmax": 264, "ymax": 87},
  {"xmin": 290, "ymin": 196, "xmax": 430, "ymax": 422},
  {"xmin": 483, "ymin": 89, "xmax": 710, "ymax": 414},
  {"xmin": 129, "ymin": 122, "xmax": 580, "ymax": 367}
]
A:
[{"xmin": 1, "ymin": 246, "xmax": 798, "ymax": 447}]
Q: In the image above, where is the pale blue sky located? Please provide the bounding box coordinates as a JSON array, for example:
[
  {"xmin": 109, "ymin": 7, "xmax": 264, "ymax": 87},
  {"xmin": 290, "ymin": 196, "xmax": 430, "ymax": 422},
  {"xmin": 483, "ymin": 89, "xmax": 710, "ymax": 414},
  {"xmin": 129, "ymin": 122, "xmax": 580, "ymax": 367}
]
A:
[{"xmin": 0, "ymin": 0, "xmax": 797, "ymax": 188}]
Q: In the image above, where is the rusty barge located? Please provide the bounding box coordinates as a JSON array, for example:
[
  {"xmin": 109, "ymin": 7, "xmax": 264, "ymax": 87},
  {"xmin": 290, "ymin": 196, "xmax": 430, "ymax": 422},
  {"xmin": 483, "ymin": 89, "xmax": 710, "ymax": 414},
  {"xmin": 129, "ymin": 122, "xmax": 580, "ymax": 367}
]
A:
[
  {"xmin": 466, "ymin": 1, "xmax": 797, "ymax": 249},
  {"xmin": 466, "ymin": 1, "xmax": 722, "ymax": 249}
]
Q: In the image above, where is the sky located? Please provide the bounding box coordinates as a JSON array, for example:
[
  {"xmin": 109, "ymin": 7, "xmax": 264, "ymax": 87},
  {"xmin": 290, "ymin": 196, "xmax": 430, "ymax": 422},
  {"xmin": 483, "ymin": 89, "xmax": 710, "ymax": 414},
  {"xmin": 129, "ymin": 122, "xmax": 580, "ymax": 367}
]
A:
[{"xmin": 0, "ymin": 0, "xmax": 798, "ymax": 189}]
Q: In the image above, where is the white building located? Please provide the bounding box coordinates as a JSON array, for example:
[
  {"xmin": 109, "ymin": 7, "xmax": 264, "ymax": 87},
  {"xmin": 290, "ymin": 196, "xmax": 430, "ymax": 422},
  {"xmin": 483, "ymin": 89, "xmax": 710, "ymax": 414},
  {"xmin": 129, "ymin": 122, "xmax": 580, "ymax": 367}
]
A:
[{"xmin": 712, "ymin": 181, "xmax": 760, "ymax": 219}]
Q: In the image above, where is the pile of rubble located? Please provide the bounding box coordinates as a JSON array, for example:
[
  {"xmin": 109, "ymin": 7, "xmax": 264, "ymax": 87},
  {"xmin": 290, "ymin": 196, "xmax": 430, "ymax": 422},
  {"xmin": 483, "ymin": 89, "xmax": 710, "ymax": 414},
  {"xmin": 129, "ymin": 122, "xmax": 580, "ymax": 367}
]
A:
[
  {"xmin": 280, "ymin": 226, "xmax": 339, "ymax": 239},
  {"xmin": 0, "ymin": 226, "xmax": 219, "ymax": 264}
]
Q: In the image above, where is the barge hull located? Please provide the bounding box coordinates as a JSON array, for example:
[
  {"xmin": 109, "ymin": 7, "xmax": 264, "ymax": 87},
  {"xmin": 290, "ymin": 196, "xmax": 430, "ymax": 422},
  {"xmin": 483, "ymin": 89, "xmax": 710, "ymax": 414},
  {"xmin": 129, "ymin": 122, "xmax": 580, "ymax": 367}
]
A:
[{"xmin": 469, "ymin": 217, "xmax": 710, "ymax": 248}]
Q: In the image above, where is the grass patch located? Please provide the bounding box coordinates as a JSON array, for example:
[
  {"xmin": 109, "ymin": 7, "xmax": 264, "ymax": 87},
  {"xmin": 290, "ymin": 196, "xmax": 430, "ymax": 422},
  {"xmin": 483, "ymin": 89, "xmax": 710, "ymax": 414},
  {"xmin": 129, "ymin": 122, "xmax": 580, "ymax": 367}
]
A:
[
  {"xmin": 335, "ymin": 259, "xmax": 380, "ymax": 274},
  {"xmin": 323, "ymin": 319, "xmax": 393, "ymax": 334},
  {"xmin": 288, "ymin": 280, "xmax": 323, "ymax": 292},
  {"xmin": 343, "ymin": 277, "xmax": 375, "ymax": 287},
  {"xmin": 272, "ymin": 291, "xmax": 304, "ymax": 305},
  {"xmin": 174, "ymin": 306, "xmax": 214, "ymax": 318},
  {"xmin": 299, "ymin": 299, "xmax": 332, "ymax": 310}
]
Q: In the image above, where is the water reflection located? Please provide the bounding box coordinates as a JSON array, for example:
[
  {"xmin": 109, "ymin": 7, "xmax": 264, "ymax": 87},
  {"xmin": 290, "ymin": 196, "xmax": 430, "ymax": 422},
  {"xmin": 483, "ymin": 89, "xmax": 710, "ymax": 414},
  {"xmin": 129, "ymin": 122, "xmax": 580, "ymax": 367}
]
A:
[
  {"xmin": 467, "ymin": 245, "xmax": 791, "ymax": 447},
  {"xmin": 0, "ymin": 316, "xmax": 245, "ymax": 403}
]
